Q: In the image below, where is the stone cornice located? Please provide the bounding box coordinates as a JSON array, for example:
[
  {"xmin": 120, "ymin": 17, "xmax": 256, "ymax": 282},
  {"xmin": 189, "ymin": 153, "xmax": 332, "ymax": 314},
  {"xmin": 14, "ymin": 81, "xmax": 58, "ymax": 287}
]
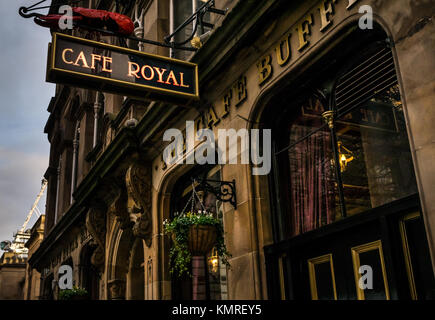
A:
[
  {"xmin": 29, "ymin": 127, "xmax": 139, "ymax": 270},
  {"xmin": 192, "ymin": 0, "xmax": 279, "ymax": 84},
  {"xmin": 30, "ymin": 0, "xmax": 279, "ymax": 270},
  {"xmin": 44, "ymin": 85, "xmax": 70, "ymax": 140}
]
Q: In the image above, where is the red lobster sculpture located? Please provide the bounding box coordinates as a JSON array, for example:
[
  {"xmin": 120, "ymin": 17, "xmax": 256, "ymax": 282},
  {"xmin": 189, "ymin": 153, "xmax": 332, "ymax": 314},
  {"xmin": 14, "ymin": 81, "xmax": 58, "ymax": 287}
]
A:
[{"xmin": 20, "ymin": 7, "xmax": 134, "ymax": 36}]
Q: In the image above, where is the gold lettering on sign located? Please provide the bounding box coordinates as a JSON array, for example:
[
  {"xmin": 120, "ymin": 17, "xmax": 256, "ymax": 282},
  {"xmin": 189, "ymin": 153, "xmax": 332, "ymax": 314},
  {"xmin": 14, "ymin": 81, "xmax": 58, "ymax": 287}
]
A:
[
  {"xmin": 346, "ymin": 0, "xmax": 359, "ymax": 9},
  {"xmin": 73, "ymin": 51, "xmax": 91, "ymax": 68},
  {"xmin": 275, "ymin": 33, "xmax": 292, "ymax": 66},
  {"xmin": 195, "ymin": 115, "xmax": 203, "ymax": 134},
  {"xmin": 153, "ymin": 67, "xmax": 167, "ymax": 83},
  {"xmin": 179, "ymin": 72, "xmax": 190, "ymax": 88},
  {"xmin": 318, "ymin": 0, "xmax": 337, "ymax": 32},
  {"xmin": 90, "ymin": 54, "xmax": 101, "ymax": 69},
  {"xmin": 165, "ymin": 70, "xmax": 180, "ymax": 86},
  {"xmin": 128, "ymin": 62, "xmax": 140, "ymax": 78},
  {"xmin": 102, "ymin": 56, "xmax": 112, "ymax": 72},
  {"xmin": 62, "ymin": 48, "xmax": 74, "ymax": 64},
  {"xmin": 207, "ymin": 106, "xmax": 220, "ymax": 128},
  {"xmin": 222, "ymin": 90, "xmax": 232, "ymax": 118},
  {"xmin": 296, "ymin": 14, "xmax": 313, "ymax": 51},
  {"xmin": 257, "ymin": 54, "xmax": 273, "ymax": 85},
  {"xmin": 233, "ymin": 76, "xmax": 247, "ymax": 107},
  {"xmin": 141, "ymin": 65, "xmax": 154, "ymax": 80}
]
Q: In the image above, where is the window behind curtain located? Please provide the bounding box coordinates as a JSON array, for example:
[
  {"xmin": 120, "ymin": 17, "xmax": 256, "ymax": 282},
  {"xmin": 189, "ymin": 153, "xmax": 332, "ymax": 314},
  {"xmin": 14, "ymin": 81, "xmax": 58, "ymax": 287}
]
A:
[
  {"xmin": 287, "ymin": 97, "xmax": 340, "ymax": 237},
  {"xmin": 278, "ymin": 44, "xmax": 418, "ymax": 238}
]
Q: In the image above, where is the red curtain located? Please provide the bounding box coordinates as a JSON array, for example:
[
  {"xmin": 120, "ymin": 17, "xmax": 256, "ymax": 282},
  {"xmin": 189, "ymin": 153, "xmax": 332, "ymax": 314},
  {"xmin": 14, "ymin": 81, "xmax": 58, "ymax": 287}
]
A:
[{"xmin": 289, "ymin": 124, "xmax": 336, "ymax": 236}]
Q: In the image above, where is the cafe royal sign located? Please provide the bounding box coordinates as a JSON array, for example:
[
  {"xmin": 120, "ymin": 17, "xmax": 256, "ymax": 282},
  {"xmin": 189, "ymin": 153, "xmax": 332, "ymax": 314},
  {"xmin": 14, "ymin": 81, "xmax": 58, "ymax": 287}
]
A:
[{"xmin": 47, "ymin": 33, "xmax": 199, "ymax": 104}]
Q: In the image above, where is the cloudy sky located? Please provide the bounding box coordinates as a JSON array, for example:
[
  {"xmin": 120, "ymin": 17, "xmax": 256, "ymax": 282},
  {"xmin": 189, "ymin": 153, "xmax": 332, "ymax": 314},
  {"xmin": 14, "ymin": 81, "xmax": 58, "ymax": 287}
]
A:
[{"xmin": 0, "ymin": 1, "xmax": 54, "ymax": 254}]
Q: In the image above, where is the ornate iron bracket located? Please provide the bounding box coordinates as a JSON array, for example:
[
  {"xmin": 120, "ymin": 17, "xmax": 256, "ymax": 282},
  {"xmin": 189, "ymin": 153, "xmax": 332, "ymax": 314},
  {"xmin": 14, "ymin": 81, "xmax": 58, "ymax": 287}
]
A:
[
  {"xmin": 164, "ymin": 0, "xmax": 227, "ymax": 48},
  {"xmin": 18, "ymin": 0, "xmax": 196, "ymax": 52},
  {"xmin": 195, "ymin": 178, "xmax": 237, "ymax": 210}
]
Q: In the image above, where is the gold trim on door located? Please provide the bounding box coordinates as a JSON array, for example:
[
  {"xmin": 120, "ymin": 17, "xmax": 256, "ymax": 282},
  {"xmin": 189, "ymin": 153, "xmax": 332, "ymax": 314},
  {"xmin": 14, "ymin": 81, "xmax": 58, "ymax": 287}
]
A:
[
  {"xmin": 399, "ymin": 212, "xmax": 420, "ymax": 300},
  {"xmin": 351, "ymin": 240, "xmax": 390, "ymax": 300},
  {"xmin": 278, "ymin": 254, "xmax": 287, "ymax": 300},
  {"xmin": 307, "ymin": 254, "xmax": 337, "ymax": 300}
]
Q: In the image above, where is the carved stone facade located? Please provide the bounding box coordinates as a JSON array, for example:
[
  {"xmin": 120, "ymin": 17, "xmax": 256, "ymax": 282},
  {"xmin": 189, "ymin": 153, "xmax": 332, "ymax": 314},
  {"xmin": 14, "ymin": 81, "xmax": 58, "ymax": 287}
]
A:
[
  {"xmin": 0, "ymin": 252, "xmax": 26, "ymax": 300},
  {"xmin": 85, "ymin": 206, "xmax": 106, "ymax": 269},
  {"xmin": 27, "ymin": 0, "xmax": 435, "ymax": 300},
  {"xmin": 126, "ymin": 161, "xmax": 153, "ymax": 246}
]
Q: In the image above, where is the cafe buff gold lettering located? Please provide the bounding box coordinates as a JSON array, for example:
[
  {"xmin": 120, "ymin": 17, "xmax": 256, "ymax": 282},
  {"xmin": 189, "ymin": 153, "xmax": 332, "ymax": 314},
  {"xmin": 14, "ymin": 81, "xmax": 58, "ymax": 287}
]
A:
[
  {"xmin": 62, "ymin": 48, "xmax": 113, "ymax": 72},
  {"xmin": 161, "ymin": 0, "xmax": 360, "ymax": 170},
  {"xmin": 127, "ymin": 62, "xmax": 190, "ymax": 88},
  {"xmin": 256, "ymin": 0, "xmax": 359, "ymax": 87},
  {"xmin": 161, "ymin": 73, "xmax": 248, "ymax": 170}
]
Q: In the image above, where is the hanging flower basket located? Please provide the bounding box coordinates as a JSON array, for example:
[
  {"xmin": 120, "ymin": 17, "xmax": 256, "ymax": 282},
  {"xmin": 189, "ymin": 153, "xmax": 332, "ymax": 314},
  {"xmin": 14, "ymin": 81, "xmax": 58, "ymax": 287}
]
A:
[
  {"xmin": 164, "ymin": 211, "xmax": 231, "ymax": 278},
  {"xmin": 164, "ymin": 182, "xmax": 231, "ymax": 277},
  {"xmin": 188, "ymin": 224, "xmax": 217, "ymax": 256},
  {"xmin": 58, "ymin": 287, "xmax": 89, "ymax": 300}
]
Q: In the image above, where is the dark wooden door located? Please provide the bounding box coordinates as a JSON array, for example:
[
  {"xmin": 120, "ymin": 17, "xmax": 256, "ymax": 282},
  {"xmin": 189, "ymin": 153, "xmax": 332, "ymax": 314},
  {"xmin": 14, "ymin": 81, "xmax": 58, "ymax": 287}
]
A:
[{"xmin": 266, "ymin": 197, "xmax": 435, "ymax": 300}]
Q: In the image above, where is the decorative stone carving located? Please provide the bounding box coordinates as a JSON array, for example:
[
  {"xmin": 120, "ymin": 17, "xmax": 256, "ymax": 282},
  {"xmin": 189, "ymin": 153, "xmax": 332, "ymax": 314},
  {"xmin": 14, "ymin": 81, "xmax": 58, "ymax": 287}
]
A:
[
  {"xmin": 109, "ymin": 187, "xmax": 131, "ymax": 230},
  {"xmin": 126, "ymin": 161, "xmax": 152, "ymax": 247},
  {"xmin": 85, "ymin": 206, "xmax": 106, "ymax": 269},
  {"xmin": 108, "ymin": 279, "xmax": 126, "ymax": 300}
]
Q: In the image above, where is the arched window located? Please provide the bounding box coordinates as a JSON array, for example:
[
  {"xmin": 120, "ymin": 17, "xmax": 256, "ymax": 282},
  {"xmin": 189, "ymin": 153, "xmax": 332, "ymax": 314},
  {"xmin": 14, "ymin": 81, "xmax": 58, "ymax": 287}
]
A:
[
  {"xmin": 271, "ymin": 35, "xmax": 418, "ymax": 240},
  {"xmin": 127, "ymin": 239, "xmax": 145, "ymax": 300},
  {"xmin": 80, "ymin": 244, "xmax": 100, "ymax": 300},
  {"xmin": 264, "ymin": 26, "xmax": 435, "ymax": 301},
  {"xmin": 284, "ymin": 95, "xmax": 339, "ymax": 237}
]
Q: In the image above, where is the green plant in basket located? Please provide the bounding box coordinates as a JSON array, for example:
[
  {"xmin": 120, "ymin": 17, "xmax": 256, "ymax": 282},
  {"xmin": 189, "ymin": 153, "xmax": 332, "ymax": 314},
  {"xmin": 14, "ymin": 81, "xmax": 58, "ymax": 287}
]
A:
[
  {"xmin": 58, "ymin": 286, "xmax": 88, "ymax": 300},
  {"xmin": 164, "ymin": 211, "xmax": 231, "ymax": 278}
]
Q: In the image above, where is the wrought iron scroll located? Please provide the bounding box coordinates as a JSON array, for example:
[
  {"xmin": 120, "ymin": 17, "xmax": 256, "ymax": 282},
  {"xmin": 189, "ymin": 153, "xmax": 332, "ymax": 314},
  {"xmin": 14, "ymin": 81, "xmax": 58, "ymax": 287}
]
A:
[{"xmin": 196, "ymin": 178, "xmax": 237, "ymax": 210}]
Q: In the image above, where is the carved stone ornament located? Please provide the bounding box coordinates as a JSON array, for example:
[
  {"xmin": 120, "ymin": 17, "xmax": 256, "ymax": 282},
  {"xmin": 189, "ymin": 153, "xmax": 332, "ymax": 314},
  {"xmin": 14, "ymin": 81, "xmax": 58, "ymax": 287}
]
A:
[
  {"xmin": 108, "ymin": 279, "xmax": 126, "ymax": 300},
  {"xmin": 85, "ymin": 206, "xmax": 106, "ymax": 269},
  {"xmin": 125, "ymin": 161, "xmax": 152, "ymax": 247},
  {"xmin": 109, "ymin": 187, "xmax": 131, "ymax": 230}
]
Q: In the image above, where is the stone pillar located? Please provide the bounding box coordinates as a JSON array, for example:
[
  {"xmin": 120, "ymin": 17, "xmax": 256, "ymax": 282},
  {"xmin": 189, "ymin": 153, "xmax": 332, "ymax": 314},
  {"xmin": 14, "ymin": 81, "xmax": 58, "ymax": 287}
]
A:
[
  {"xmin": 70, "ymin": 126, "xmax": 80, "ymax": 203},
  {"xmin": 54, "ymin": 155, "xmax": 61, "ymax": 224},
  {"xmin": 393, "ymin": 14, "xmax": 435, "ymax": 271},
  {"xmin": 93, "ymin": 92, "xmax": 103, "ymax": 148}
]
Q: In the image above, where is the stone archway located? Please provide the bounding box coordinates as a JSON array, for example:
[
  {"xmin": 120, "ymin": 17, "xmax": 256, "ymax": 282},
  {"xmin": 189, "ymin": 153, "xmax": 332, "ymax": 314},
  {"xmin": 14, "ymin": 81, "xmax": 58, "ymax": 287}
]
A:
[
  {"xmin": 107, "ymin": 227, "xmax": 134, "ymax": 300},
  {"xmin": 127, "ymin": 238, "xmax": 145, "ymax": 300},
  {"xmin": 79, "ymin": 243, "xmax": 100, "ymax": 300}
]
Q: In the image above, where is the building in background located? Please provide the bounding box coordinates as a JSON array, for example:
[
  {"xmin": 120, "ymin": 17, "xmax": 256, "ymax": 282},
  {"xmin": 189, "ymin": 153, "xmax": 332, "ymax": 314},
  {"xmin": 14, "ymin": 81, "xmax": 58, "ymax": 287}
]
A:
[
  {"xmin": 28, "ymin": 0, "xmax": 435, "ymax": 300},
  {"xmin": 0, "ymin": 216, "xmax": 45, "ymax": 300},
  {"xmin": 0, "ymin": 252, "xmax": 27, "ymax": 299},
  {"xmin": 23, "ymin": 215, "xmax": 45, "ymax": 300}
]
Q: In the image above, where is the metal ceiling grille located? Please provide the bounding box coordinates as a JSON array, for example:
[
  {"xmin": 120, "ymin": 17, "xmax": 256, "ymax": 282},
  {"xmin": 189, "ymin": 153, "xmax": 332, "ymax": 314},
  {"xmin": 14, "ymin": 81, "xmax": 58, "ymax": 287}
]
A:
[{"xmin": 335, "ymin": 46, "xmax": 397, "ymax": 115}]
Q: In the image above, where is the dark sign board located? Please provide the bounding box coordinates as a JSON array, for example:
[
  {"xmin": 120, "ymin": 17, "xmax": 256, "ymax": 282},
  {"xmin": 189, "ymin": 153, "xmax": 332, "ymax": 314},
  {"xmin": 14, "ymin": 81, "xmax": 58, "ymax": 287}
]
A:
[{"xmin": 47, "ymin": 33, "xmax": 199, "ymax": 104}]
